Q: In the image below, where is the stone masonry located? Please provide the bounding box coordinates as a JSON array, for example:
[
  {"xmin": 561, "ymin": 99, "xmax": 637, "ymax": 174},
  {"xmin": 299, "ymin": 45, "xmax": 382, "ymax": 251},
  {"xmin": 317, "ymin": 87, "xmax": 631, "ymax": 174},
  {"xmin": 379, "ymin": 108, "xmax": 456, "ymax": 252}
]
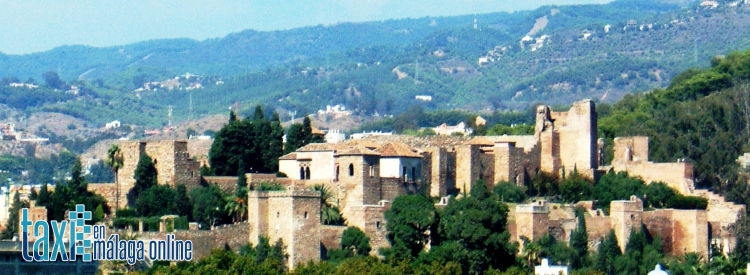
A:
[{"xmin": 247, "ymin": 189, "xmax": 321, "ymax": 269}]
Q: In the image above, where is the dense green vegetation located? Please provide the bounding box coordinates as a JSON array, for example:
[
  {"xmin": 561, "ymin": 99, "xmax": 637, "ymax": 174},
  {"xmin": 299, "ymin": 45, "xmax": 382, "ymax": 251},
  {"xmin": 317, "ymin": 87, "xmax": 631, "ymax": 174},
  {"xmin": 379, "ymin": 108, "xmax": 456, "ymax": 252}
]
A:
[{"xmin": 208, "ymin": 107, "xmax": 285, "ymax": 176}]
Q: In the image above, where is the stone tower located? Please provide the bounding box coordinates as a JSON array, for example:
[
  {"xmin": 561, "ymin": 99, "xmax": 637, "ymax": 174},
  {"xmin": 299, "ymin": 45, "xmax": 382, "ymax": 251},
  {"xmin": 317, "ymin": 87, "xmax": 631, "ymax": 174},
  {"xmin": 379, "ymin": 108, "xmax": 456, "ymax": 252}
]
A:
[
  {"xmin": 610, "ymin": 195, "xmax": 643, "ymax": 252},
  {"xmin": 247, "ymin": 189, "xmax": 321, "ymax": 269},
  {"xmin": 515, "ymin": 200, "xmax": 550, "ymax": 242},
  {"xmin": 335, "ymin": 146, "xmax": 381, "ymax": 220},
  {"xmin": 116, "ymin": 140, "xmax": 201, "ymax": 207},
  {"xmin": 535, "ymin": 100, "xmax": 598, "ymax": 177}
]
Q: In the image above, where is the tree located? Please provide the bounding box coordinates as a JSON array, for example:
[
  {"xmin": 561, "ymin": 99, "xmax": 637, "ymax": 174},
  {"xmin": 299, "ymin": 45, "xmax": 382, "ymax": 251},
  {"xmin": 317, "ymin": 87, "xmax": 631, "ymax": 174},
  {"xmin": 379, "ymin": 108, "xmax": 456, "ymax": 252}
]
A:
[
  {"xmin": 135, "ymin": 185, "xmax": 177, "ymax": 217},
  {"xmin": 437, "ymin": 180, "xmax": 516, "ymax": 273},
  {"xmin": 559, "ymin": 172, "xmax": 592, "ymax": 203},
  {"xmin": 132, "ymin": 153, "xmax": 157, "ymax": 198},
  {"xmin": 36, "ymin": 183, "xmax": 51, "ymax": 207},
  {"xmin": 596, "ymin": 230, "xmax": 621, "ymax": 274},
  {"xmin": 29, "ymin": 188, "xmax": 38, "ymax": 200},
  {"xmin": 105, "ymin": 144, "xmax": 123, "ymax": 213},
  {"xmin": 229, "ymin": 110, "xmax": 237, "ymax": 123},
  {"xmin": 569, "ymin": 212, "xmax": 589, "ymax": 269},
  {"xmin": 173, "ymin": 184, "xmax": 193, "ymax": 219},
  {"xmin": 493, "ymin": 181, "xmax": 527, "ymax": 203},
  {"xmin": 68, "ymin": 158, "xmax": 88, "ymax": 195},
  {"xmin": 310, "ymin": 184, "xmax": 344, "ymax": 225},
  {"xmin": 94, "ymin": 204, "xmax": 105, "ymax": 222},
  {"xmin": 285, "ymin": 123, "xmax": 306, "ymax": 154},
  {"xmin": 191, "ymin": 185, "xmax": 226, "ymax": 228},
  {"xmin": 341, "ymin": 226, "xmax": 372, "ymax": 256},
  {"xmin": 384, "ymin": 195, "xmax": 436, "ymax": 259},
  {"xmin": 42, "ymin": 71, "xmax": 66, "ymax": 90}
]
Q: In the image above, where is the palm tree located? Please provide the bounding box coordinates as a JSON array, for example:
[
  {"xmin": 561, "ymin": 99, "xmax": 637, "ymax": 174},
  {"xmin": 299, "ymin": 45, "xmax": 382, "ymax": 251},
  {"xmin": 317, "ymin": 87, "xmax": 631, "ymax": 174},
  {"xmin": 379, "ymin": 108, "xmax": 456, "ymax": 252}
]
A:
[
  {"xmin": 225, "ymin": 195, "xmax": 247, "ymax": 222},
  {"xmin": 105, "ymin": 144, "xmax": 124, "ymax": 217},
  {"xmin": 309, "ymin": 184, "xmax": 344, "ymax": 225}
]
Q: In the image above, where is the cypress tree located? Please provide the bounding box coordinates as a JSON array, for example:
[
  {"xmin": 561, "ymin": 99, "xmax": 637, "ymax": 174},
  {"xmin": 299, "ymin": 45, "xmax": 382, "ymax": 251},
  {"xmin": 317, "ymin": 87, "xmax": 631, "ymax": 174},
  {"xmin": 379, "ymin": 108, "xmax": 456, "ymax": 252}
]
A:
[{"xmin": 133, "ymin": 153, "xmax": 158, "ymax": 197}]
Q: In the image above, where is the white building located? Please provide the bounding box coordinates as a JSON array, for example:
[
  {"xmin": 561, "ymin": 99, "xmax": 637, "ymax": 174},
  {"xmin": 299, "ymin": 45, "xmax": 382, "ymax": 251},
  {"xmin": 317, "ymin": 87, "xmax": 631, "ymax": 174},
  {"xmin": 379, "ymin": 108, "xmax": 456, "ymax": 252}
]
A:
[
  {"xmin": 350, "ymin": 131, "xmax": 393, "ymax": 140},
  {"xmin": 535, "ymin": 259, "xmax": 568, "ymax": 275},
  {"xmin": 325, "ymin": 129, "xmax": 346, "ymax": 144},
  {"xmin": 433, "ymin": 122, "xmax": 473, "ymax": 136}
]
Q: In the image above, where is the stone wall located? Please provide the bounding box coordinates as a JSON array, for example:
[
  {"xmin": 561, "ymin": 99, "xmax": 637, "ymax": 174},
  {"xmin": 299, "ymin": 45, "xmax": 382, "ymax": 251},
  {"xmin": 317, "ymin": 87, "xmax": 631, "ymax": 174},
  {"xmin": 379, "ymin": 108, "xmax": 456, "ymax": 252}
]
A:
[
  {"xmin": 347, "ymin": 202, "xmax": 390, "ymax": 255},
  {"xmin": 584, "ymin": 215, "xmax": 611, "ymax": 250},
  {"xmin": 642, "ymin": 210, "xmax": 675, "ymax": 254},
  {"xmin": 87, "ymin": 183, "xmax": 118, "ymax": 211},
  {"xmin": 494, "ymin": 142, "xmax": 515, "ymax": 184},
  {"xmin": 455, "ymin": 144, "xmax": 481, "ymax": 194},
  {"xmin": 202, "ymin": 176, "xmax": 238, "ymax": 193},
  {"xmin": 320, "ymin": 225, "xmax": 346, "ymax": 258},
  {"xmin": 109, "ymin": 222, "xmax": 250, "ymax": 261}
]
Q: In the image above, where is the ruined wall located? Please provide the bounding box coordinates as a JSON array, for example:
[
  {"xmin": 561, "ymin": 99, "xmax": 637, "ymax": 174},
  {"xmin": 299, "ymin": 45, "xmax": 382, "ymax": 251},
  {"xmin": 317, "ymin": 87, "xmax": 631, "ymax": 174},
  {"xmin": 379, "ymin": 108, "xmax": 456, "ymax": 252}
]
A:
[
  {"xmin": 585, "ymin": 215, "xmax": 611, "ymax": 250},
  {"xmin": 611, "ymin": 136, "xmax": 694, "ymax": 194},
  {"xmin": 479, "ymin": 150, "xmax": 495, "ymax": 186},
  {"xmin": 614, "ymin": 162, "xmax": 694, "ymax": 194},
  {"xmin": 202, "ymin": 176, "xmax": 237, "ymax": 193},
  {"xmin": 610, "ymin": 196, "xmax": 643, "ymax": 252},
  {"xmin": 87, "ymin": 184, "xmax": 118, "ymax": 211},
  {"xmin": 144, "ymin": 140, "xmax": 201, "ymax": 188},
  {"xmin": 320, "ymin": 225, "xmax": 347, "ymax": 258},
  {"xmin": 348, "ymin": 202, "xmax": 390, "ymax": 255},
  {"xmin": 642, "ymin": 210, "xmax": 675, "ymax": 255},
  {"xmin": 494, "ymin": 142, "xmax": 515, "ymax": 184},
  {"xmin": 672, "ymin": 210, "xmax": 709, "ymax": 257},
  {"xmin": 109, "ymin": 222, "xmax": 250, "ymax": 262},
  {"xmin": 612, "ymin": 137, "xmax": 649, "ymax": 165},
  {"xmin": 455, "ymin": 145, "xmax": 481, "ymax": 193}
]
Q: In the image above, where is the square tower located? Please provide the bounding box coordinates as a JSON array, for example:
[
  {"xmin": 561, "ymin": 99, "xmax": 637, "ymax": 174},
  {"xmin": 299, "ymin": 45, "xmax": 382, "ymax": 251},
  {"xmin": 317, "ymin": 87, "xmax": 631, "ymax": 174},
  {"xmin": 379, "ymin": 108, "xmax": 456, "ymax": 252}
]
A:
[
  {"xmin": 515, "ymin": 200, "xmax": 550, "ymax": 242},
  {"xmin": 248, "ymin": 190, "xmax": 321, "ymax": 269},
  {"xmin": 610, "ymin": 195, "xmax": 643, "ymax": 252}
]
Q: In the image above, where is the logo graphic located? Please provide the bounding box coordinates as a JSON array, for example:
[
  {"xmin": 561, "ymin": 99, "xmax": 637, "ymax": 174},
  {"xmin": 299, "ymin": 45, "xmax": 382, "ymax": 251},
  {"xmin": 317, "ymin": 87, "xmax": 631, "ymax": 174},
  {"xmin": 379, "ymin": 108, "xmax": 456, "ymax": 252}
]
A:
[{"xmin": 21, "ymin": 204, "xmax": 192, "ymax": 265}]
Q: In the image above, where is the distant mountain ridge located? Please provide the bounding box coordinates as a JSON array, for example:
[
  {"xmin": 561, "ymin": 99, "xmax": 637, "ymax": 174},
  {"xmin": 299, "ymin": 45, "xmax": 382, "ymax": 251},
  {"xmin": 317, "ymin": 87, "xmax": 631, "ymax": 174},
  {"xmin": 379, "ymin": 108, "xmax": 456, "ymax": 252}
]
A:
[{"xmin": 6, "ymin": 0, "xmax": 750, "ymax": 131}]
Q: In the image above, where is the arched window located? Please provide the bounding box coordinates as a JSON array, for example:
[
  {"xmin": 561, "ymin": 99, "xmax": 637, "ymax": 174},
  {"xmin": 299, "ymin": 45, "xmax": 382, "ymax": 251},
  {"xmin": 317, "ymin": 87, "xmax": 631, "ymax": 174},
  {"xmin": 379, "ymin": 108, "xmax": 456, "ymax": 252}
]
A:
[
  {"xmin": 348, "ymin": 164, "xmax": 354, "ymax": 177},
  {"xmin": 335, "ymin": 166, "xmax": 340, "ymax": 181},
  {"xmin": 305, "ymin": 167, "xmax": 311, "ymax": 180},
  {"xmin": 300, "ymin": 167, "xmax": 305, "ymax": 180}
]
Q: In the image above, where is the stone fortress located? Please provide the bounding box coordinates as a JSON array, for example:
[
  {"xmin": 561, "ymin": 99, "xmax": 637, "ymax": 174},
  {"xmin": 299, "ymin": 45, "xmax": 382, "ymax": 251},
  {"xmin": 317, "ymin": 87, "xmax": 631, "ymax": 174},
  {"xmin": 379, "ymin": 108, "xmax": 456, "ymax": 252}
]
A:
[
  {"xmin": 25, "ymin": 99, "xmax": 742, "ymax": 269},
  {"xmin": 260, "ymin": 99, "xmax": 745, "ymax": 268}
]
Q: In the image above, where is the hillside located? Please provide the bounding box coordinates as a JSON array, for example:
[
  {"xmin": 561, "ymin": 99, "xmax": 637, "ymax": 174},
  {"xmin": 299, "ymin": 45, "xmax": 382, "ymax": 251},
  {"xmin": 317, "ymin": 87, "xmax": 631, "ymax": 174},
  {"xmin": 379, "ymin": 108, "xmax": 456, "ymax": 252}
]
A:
[{"xmin": 1, "ymin": 0, "xmax": 749, "ymax": 131}]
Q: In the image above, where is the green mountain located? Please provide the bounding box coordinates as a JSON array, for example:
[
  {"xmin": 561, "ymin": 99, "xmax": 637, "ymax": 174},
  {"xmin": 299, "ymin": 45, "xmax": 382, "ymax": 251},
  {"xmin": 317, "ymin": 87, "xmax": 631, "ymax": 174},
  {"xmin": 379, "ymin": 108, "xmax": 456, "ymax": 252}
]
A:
[{"xmin": 4, "ymin": 0, "xmax": 750, "ymax": 128}]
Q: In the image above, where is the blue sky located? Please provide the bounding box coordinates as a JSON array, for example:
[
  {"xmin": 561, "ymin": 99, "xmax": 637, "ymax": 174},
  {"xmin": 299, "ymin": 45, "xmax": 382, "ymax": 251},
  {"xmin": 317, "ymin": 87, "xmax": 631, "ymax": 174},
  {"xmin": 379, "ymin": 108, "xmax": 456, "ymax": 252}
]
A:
[{"xmin": 0, "ymin": 0, "xmax": 611, "ymax": 55}]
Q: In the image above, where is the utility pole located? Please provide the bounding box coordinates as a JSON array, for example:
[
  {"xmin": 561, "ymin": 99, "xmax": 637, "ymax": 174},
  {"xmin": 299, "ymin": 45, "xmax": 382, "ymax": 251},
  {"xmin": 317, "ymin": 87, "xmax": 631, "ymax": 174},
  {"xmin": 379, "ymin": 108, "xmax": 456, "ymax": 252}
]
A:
[
  {"xmin": 288, "ymin": 110, "xmax": 297, "ymax": 123},
  {"xmin": 188, "ymin": 91, "xmax": 193, "ymax": 123},
  {"xmin": 168, "ymin": 106, "xmax": 173, "ymax": 126}
]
